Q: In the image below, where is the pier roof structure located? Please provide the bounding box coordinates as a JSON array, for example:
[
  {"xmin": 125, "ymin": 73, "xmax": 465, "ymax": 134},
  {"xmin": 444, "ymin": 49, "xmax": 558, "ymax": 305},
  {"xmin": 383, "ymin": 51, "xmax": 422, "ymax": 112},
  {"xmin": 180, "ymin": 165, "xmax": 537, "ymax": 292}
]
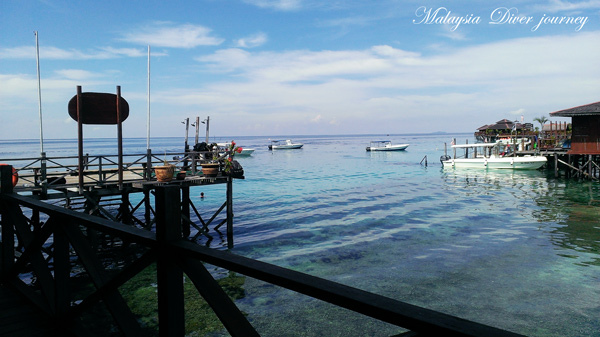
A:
[
  {"xmin": 550, "ymin": 101, "xmax": 600, "ymax": 117},
  {"xmin": 550, "ymin": 101, "xmax": 600, "ymax": 155}
]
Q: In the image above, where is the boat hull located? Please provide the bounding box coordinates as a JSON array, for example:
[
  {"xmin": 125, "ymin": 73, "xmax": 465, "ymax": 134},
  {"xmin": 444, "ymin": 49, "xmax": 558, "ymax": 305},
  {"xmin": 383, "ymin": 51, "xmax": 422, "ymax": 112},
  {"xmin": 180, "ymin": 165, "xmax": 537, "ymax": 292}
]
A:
[
  {"xmin": 269, "ymin": 144, "xmax": 303, "ymax": 150},
  {"xmin": 442, "ymin": 156, "xmax": 547, "ymax": 170},
  {"xmin": 366, "ymin": 144, "xmax": 409, "ymax": 151},
  {"xmin": 237, "ymin": 148, "xmax": 255, "ymax": 156}
]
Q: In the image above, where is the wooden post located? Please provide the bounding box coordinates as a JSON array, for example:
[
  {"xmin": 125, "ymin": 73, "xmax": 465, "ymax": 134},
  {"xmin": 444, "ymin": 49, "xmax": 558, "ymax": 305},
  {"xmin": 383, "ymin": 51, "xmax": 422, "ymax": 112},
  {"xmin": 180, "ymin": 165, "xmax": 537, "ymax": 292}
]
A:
[
  {"xmin": 155, "ymin": 186, "xmax": 185, "ymax": 337},
  {"xmin": 117, "ymin": 86, "xmax": 124, "ymax": 190},
  {"xmin": 54, "ymin": 221, "xmax": 71, "ymax": 316},
  {"xmin": 181, "ymin": 186, "xmax": 191, "ymax": 237},
  {"xmin": 0, "ymin": 165, "xmax": 15, "ymax": 278},
  {"xmin": 146, "ymin": 148, "xmax": 153, "ymax": 180},
  {"xmin": 144, "ymin": 188, "xmax": 151, "ymax": 227},
  {"xmin": 40, "ymin": 151, "xmax": 47, "ymax": 198},
  {"xmin": 226, "ymin": 175, "xmax": 234, "ymax": 249},
  {"xmin": 77, "ymin": 86, "xmax": 84, "ymax": 194}
]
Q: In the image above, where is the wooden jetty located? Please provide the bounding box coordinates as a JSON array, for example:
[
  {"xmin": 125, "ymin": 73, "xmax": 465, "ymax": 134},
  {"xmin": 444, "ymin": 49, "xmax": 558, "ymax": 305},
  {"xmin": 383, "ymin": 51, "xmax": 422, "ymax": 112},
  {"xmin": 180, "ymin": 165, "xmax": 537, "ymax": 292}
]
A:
[{"xmin": 0, "ymin": 86, "xmax": 526, "ymax": 336}]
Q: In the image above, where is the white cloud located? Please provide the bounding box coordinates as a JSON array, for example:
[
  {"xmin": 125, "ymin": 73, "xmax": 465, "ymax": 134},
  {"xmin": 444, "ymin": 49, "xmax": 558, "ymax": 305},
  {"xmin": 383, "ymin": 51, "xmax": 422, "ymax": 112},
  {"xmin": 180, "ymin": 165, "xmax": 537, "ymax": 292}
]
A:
[
  {"xmin": 534, "ymin": 0, "xmax": 600, "ymax": 12},
  {"xmin": 0, "ymin": 46, "xmax": 151, "ymax": 60},
  {"xmin": 234, "ymin": 32, "xmax": 268, "ymax": 48},
  {"xmin": 120, "ymin": 23, "xmax": 224, "ymax": 48},
  {"xmin": 163, "ymin": 31, "xmax": 600, "ymax": 135},
  {"xmin": 310, "ymin": 114, "xmax": 322, "ymax": 123},
  {"xmin": 242, "ymin": 0, "xmax": 303, "ymax": 11},
  {"xmin": 54, "ymin": 69, "xmax": 98, "ymax": 80}
]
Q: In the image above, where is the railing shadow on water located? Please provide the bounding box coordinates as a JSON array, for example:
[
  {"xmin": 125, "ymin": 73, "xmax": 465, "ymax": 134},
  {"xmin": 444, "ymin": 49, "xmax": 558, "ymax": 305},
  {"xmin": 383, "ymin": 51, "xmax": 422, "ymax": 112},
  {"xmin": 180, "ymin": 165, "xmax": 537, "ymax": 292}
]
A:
[{"xmin": 0, "ymin": 166, "xmax": 525, "ymax": 337}]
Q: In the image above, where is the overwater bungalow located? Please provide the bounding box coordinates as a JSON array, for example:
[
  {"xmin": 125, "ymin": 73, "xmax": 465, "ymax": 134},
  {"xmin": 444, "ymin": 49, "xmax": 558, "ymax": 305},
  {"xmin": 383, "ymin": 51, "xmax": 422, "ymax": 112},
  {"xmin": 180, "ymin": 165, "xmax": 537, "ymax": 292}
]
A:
[{"xmin": 474, "ymin": 119, "xmax": 535, "ymax": 148}]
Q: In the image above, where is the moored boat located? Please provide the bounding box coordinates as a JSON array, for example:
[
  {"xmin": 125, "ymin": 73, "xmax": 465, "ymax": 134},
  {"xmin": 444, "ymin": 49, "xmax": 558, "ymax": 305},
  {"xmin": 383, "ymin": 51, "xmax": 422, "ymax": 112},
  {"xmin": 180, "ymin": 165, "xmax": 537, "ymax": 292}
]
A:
[
  {"xmin": 366, "ymin": 140, "xmax": 409, "ymax": 151},
  {"xmin": 440, "ymin": 142, "xmax": 547, "ymax": 169},
  {"xmin": 268, "ymin": 139, "xmax": 303, "ymax": 150},
  {"xmin": 217, "ymin": 142, "xmax": 255, "ymax": 156}
]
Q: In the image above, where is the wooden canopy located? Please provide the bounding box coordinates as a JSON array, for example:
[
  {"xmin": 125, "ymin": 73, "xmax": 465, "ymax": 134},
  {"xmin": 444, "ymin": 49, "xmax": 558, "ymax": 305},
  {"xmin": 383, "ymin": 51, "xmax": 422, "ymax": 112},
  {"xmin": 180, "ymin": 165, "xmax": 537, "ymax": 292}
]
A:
[{"xmin": 550, "ymin": 101, "xmax": 600, "ymax": 117}]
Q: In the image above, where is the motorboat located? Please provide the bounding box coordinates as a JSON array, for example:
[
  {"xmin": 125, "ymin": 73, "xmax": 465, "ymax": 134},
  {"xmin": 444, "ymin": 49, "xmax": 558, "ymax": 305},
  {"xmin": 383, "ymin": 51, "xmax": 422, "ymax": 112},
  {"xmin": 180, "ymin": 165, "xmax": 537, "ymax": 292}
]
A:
[
  {"xmin": 217, "ymin": 142, "xmax": 255, "ymax": 156},
  {"xmin": 366, "ymin": 140, "xmax": 409, "ymax": 151},
  {"xmin": 268, "ymin": 139, "xmax": 303, "ymax": 150},
  {"xmin": 440, "ymin": 142, "xmax": 547, "ymax": 169}
]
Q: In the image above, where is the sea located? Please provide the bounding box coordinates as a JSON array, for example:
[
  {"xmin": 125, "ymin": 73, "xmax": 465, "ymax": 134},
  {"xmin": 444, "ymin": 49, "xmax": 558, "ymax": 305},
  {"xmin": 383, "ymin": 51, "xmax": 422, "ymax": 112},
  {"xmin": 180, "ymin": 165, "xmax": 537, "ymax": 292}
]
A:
[{"xmin": 1, "ymin": 133, "xmax": 599, "ymax": 337}]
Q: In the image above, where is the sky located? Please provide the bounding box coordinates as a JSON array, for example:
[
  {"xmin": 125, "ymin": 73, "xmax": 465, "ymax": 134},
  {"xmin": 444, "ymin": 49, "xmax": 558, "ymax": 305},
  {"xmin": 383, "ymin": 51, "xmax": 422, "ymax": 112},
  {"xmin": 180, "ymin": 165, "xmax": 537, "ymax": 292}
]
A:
[{"xmin": 1, "ymin": 0, "xmax": 600, "ymax": 140}]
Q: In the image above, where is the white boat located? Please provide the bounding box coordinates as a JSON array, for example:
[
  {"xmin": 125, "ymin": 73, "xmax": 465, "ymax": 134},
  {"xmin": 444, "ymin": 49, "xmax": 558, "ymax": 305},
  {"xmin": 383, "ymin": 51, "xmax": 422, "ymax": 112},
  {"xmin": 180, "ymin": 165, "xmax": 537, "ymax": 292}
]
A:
[
  {"xmin": 366, "ymin": 140, "xmax": 409, "ymax": 151},
  {"xmin": 237, "ymin": 148, "xmax": 255, "ymax": 156},
  {"xmin": 217, "ymin": 142, "xmax": 255, "ymax": 156},
  {"xmin": 268, "ymin": 139, "xmax": 303, "ymax": 150},
  {"xmin": 441, "ymin": 142, "xmax": 547, "ymax": 170}
]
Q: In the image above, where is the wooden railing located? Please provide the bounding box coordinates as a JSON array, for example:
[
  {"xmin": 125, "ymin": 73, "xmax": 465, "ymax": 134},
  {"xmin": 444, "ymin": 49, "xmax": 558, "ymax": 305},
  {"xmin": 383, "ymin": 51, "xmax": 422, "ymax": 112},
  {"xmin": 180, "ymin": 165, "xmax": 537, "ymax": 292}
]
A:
[
  {"xmin": 0, "ymin": 149, "xmax": 213, "ymax": 197},
  {"xmin": 0, "ymin": 166, "xmax": 524, "ymax": 336}
]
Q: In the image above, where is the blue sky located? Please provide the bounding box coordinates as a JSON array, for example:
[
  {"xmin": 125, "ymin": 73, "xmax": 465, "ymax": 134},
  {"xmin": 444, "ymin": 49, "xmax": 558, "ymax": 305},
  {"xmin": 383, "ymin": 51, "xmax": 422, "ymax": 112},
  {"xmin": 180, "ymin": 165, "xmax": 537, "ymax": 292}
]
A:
[{"xmin": 1, "ymin": 0, "xmax": 599, "ymax": 140}]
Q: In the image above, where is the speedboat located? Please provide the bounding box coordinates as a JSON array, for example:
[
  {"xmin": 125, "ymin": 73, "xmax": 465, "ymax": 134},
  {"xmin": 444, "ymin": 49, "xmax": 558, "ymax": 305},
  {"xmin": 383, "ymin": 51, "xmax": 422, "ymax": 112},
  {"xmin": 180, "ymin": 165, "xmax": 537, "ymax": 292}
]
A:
[
  {"xmin": 217, "ymin": 142, "xmax": 255, "ymax": 156},
  {"xmin": 366, "ymin": 140, "xmax": 409, "ymax": 151},
  {"xmin": 268, "ymin": 139, "xmax": 303, "ymax": 150},
  {"xmin": 440, "ymin": 142, "xmax": 547, "ymax": 169}
]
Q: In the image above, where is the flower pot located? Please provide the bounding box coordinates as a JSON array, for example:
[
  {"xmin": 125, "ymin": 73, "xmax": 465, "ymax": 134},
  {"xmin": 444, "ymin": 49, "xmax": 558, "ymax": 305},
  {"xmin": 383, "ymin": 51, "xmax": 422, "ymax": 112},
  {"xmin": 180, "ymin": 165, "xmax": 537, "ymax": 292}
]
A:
[
  {"xmin": 201, "ymin": 163, "xmax": 219, "ymax": 177},
  {"xmin": 154, "ymin": 165, "xmax": 175, "ymax": 182},
  {"xmin": 176, "ymin": 171, "xmax": 186, "ymax": 180}
]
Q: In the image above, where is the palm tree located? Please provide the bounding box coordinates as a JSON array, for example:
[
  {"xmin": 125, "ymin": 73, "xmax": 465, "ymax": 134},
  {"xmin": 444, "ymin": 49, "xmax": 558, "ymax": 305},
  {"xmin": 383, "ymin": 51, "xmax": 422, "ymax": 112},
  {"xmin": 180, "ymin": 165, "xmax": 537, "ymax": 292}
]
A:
[
  {"xmin": 533, "ymin": 116, "xmax": 549, "ymax": 141},
  {"xmin": 533, "ymin": 116, "xmax": 548, "ymax": 130}
]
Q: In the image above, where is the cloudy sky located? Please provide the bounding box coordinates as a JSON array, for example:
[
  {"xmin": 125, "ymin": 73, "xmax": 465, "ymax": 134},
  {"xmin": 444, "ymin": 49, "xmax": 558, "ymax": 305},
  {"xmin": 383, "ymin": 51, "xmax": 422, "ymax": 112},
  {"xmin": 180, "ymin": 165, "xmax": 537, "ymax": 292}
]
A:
[{"xmin": 1, "ymin": 0, "xmax": 599, "ymax": 139}]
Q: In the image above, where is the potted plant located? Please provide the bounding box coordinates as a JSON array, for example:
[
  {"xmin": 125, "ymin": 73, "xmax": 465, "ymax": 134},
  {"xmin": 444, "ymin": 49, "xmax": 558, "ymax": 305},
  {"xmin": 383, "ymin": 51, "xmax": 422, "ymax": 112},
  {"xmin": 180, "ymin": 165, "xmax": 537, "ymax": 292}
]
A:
[
  {"xmin": 154, "ymin": 155, "xmax": 176, "ymax": 182},
  {"xmin": 223, "ymin": 141, "xmax": 244, "ymax": 178},
  {"xmin": 201, "ymin": 144, "xmax": 220, "ymax": 177}
]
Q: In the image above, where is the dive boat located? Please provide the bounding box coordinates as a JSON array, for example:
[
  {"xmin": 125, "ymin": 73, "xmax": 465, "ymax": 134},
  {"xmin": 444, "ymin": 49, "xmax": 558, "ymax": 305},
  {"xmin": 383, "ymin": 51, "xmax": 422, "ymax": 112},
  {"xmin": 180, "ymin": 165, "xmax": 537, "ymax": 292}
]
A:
[
  {"xmin": 268, "ymin": 139, "xmax": 303, "ymax": 150},
  {"xmin": 440, "ymin": 142, "xmax": 547, "ymax": 169},
  {"xmin": 366, "ymin": 140, "xmax": 409, "ymax": 151}
]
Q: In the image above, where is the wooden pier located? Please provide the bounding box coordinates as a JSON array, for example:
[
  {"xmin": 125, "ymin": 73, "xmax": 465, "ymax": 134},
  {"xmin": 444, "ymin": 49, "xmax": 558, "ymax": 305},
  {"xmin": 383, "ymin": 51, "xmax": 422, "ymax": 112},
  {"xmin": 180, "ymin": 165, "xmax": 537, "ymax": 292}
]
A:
[{"xmin": 1, "ymin": 149, "xmax": 239, "ymax": 247}]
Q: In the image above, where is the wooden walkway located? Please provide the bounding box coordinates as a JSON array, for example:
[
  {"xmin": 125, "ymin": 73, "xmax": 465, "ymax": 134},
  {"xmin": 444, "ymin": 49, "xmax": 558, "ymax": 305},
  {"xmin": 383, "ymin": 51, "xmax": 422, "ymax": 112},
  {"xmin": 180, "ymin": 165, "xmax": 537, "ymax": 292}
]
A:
[{"xmin": 0, "ymin": 284, "xmax": 62, "ymax": 337}]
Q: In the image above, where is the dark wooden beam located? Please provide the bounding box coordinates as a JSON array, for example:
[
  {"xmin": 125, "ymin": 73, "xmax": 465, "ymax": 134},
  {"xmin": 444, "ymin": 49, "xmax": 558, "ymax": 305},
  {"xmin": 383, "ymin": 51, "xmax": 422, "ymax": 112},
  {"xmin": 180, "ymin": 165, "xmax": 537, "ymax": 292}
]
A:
[
  {"xmin": 179, "ymin": 258, "xmax": 259, "ymax": 337},
  {"xmin": 155, "ymin": 186, "xmax": 185, "ymax": 337}
]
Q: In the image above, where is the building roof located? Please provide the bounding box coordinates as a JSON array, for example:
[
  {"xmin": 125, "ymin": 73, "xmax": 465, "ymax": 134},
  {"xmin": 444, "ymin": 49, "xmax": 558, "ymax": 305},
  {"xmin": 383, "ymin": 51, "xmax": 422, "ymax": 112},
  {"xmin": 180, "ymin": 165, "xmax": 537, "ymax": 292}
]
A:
[
  {"xmin": 550, "ymin": 101, "xmax": 600, "ymax": 117},
  {"xmin": 477, "ymin": 119, "xmax": 523, "ymax": 131}
]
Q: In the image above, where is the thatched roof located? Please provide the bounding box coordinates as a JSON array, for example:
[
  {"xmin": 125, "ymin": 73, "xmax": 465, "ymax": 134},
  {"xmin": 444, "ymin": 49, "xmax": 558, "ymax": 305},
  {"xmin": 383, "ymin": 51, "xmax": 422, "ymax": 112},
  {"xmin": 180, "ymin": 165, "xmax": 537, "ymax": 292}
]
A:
[
  {"xmin": 477, "ymin": 119, "xmax": 523, "ymax": 131},
  {"xmin": 550, "ymin": 101, "xmax": 600, "ymax": 117}
]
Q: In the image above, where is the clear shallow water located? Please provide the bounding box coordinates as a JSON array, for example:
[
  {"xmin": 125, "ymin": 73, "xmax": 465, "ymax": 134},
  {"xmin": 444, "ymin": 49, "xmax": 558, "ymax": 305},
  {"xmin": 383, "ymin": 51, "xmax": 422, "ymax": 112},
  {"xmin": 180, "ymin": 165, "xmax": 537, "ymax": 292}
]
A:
[{"xmin": 2, "ymin": 134, "xmax": 599, "ymax": 336}]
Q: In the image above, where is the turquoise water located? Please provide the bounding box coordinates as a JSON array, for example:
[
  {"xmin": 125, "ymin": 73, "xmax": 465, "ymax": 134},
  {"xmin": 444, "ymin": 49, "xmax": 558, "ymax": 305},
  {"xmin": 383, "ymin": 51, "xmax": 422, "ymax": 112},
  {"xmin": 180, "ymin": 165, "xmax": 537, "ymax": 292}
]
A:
[{"xmin": 2, "ymin": 134, "xmax": 599, "ymax": 336}]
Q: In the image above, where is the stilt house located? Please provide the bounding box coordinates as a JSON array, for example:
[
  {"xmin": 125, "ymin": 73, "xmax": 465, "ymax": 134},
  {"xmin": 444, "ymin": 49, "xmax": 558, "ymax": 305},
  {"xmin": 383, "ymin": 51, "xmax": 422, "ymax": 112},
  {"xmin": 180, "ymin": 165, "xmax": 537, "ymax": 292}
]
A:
[{"xmin": 550, "ymin": 101, "xmax": 600, "ymax": 154}]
